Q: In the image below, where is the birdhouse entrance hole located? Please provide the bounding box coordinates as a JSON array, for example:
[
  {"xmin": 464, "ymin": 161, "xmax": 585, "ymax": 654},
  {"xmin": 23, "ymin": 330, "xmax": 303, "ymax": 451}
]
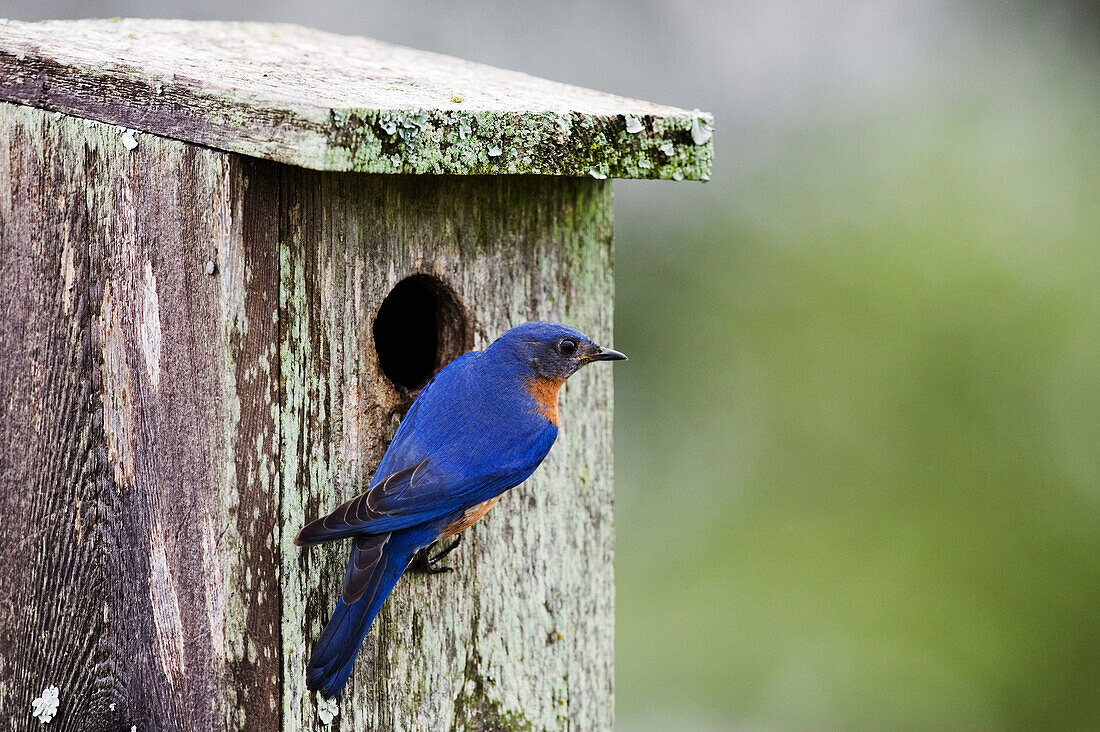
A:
[{"xmin": 373, "ymin": 274, "xmax": 468, "ymax": 392}]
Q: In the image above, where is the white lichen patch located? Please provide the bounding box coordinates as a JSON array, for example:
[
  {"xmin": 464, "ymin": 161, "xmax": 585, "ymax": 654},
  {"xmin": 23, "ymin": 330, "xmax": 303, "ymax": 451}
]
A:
[
  {"xmin": 121, "ymin": 128, "xmax": 138, "ymax": 151},
  {"xmin": 378, "ymin": 111, "xmax": 427, "ymax": 142},
  {"xmin": 588, "ymin": 169, "xmax": 607, "ymax": 180},
  {"xmin": 487, "ymin": 145, "xmax": 503, "ymax": 157},
  {"xmin": 624, "ymin": 115, "xmax": 643, "ymax": 134},
  {"xmin": 317, "ymin": 696, "xmax": 339, "ymax": 725},
  {"xmin": 691, "ymin": 110, "xmax": 713, "ymax": 145},
  {"xmin": 31, "ymin": 685, "xmax": 59, "ymax": 724},
  {"xmin": 378, "ymin": 114, "xmax": 398, "ymax": 136},
  {"xmin": 397, "ymin": 113, "xmax": 427, "ymax": 142},
  {"xmin": 659, "ymin": 140, "xmax": 675, "ymax": 156}
]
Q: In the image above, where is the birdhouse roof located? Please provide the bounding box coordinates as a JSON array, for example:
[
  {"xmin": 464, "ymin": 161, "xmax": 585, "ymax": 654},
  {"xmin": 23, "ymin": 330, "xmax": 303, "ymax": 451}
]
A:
[{"xmin": 0, "ymin": 19, "xmax": 713, "ymax": 180}]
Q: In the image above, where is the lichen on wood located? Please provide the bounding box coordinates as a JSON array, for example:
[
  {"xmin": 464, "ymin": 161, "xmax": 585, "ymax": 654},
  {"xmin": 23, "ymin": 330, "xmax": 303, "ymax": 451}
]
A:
[
  {"xmin": 277, "ymin": 170, "xmax": 615, "ymax": 731},
  {"xmin": 0, "ymin": 18, "xmax": 713, "ymax": 181},
  {"xmin": 0, "ymin": 101, "xmax": 615, "ymax": 730},
  {"xmin": 0, "ymin": 102, "xmax": 281, "ymax": 730}
]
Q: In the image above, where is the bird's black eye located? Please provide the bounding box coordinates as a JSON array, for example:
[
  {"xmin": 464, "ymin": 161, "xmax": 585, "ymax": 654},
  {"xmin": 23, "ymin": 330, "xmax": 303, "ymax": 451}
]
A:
[{"xmin": 558, "ymin": 338, "xmax": 578, "ymax": 356}]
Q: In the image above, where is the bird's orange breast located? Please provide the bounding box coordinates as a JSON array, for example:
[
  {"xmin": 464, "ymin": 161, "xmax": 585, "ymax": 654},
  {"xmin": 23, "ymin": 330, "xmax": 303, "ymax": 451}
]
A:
[
  {"xmin": 442, "ymin": 495, "xmax": 502, "ymax": 537},
  {"xmin": 526, "ymin": 375, "xmax": 566, "ymax": 425}
]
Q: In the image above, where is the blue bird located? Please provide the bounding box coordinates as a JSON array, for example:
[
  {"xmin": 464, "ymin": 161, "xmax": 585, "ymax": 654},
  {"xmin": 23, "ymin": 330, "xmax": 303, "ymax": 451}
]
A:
[{"xmin": 296, "ymin": 320, "xmax": 626, "ymax": 698}]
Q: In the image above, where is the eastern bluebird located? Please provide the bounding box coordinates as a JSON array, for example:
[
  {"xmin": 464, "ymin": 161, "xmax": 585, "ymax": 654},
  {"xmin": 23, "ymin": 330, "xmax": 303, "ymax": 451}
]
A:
[{"xmin": 296, "ymin": 320, "xmax": 626, "ymax": 698}]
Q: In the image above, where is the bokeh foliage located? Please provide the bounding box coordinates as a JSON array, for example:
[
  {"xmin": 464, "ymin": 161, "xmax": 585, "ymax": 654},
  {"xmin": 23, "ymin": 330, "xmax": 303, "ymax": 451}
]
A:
[{"xmin": 615, "ymin": 11, "xmax": 1100, "ymax": 728}]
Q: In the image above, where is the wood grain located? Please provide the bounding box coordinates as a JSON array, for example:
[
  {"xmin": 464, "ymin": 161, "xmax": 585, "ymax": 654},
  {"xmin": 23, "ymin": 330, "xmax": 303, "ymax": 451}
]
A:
[
  {"xmin": 278, "ymin": 172, "xmax": 616, "ymax": 730},
  {"xmin": 0, "ymin": 103, "xmax": 281, "ymax": 731},
  {"xmin": 0, "ymin": 101, "xmax": 616, "ymax": 730},
  {"xmin": 0, "ymin": 19, "xmax": 712, "ymax": 180}
]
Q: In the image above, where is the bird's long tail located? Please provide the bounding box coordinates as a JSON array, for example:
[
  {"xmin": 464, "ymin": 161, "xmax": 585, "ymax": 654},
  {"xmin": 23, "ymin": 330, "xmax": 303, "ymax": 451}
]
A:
[{"xmin": 306, "ymin": 527, "xmax": 434, "ymax": 698}]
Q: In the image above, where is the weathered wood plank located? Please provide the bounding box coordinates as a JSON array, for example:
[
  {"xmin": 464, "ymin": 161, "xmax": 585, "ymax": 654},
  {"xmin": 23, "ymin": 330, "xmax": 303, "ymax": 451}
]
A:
[
  {"xmin": 0, "ymin": 97, "xmax": 105, "ymax": 731},
  {"xmin": 1, "ymin": 102, "xmax": 617, "ymax": 731},
  {"xmin": 0, "ymin": 19, "xmax": 712, "ymax": 180},
  {"xmin": 278, "ymin": 172, "xmax": 616, "ymax": 730},
  {"xmin": 0, "ymin": 103, "xmax": 281, "ymax": 731}
]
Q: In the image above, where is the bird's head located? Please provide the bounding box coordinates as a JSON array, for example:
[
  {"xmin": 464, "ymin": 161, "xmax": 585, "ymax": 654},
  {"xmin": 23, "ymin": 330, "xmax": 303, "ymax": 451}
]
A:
[{"xmin": 487, "ymin": 321, "xmax": 627, "ymax": 379}]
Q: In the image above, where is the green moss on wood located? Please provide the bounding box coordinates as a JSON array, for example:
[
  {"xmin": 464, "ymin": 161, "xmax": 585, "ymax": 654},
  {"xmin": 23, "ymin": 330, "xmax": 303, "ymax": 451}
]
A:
[
  {"xmin": 278, "ymin": 173, "xmax": 615, "ymax": 730},
  {"xmin": 323, "ymin": 108, "xmax": 713, "ymax": 180},
  {"xmin": 0, "ymin": 19, "xmax": 713, "ymax": 180},
  {"xmin": 449, "ymin": 630, "xmax": 534, "ymax": 732}
]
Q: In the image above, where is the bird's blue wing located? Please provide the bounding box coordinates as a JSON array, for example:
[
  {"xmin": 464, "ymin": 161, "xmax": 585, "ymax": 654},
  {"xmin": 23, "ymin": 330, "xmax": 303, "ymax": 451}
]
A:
[
  {"xmin": 295, "ymin": 460, "xmax": 438, "ymax": 544},
  {"xmin": 296, "ymin": 348, "xmax": 558, "ymax": 544},
  {"xmin": 294, "ymin": 450, "xmax": 549, "ymax": 544}
]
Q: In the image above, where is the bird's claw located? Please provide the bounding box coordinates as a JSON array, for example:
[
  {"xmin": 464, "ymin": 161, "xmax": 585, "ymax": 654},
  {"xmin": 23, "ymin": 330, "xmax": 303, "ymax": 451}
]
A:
[{"xmin": 410, "ymin": 535, "xmax": 463, "ymax": 575}]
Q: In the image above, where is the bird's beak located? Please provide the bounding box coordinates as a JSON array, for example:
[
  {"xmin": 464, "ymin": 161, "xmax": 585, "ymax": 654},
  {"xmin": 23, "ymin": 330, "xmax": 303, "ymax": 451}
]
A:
[{"xmin": 589, "ymin": 346, "xmax": 627, "ymax": 362}]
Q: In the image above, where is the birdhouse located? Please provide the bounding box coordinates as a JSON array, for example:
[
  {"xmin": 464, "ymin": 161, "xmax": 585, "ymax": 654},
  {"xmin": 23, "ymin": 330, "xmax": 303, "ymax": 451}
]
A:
[{"xmin": 0, "ymin": 19, "xmax": 712, "ymax": 731}]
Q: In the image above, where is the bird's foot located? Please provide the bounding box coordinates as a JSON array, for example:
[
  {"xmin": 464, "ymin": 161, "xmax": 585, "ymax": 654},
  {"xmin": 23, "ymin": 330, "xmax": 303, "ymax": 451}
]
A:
[{"xmin": 410, "ymin": 535, "xmax": 463, "ymax": 574}]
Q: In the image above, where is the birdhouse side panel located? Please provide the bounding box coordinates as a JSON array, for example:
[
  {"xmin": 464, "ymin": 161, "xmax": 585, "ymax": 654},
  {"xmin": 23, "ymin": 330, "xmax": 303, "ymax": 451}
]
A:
[
  {"xmin": 0, "ymin": 103, "xmax": 283, "ymax": 731},
  {"xmin": 276, "ymin": 172, "xmax": 615, "ymax": 731}
]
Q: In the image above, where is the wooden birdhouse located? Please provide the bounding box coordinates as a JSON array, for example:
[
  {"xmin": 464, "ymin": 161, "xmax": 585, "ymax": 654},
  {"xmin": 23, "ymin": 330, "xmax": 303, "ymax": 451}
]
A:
[{"xmin": 0, "ymin": 19, "xmax": 712, "ymax": 731}]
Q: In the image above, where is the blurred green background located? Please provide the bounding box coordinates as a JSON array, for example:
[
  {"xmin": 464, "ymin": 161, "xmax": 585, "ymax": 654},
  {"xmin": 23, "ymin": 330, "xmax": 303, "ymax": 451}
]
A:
[
  {"xmin": 614, "ymin": 5, "xmax": 1100, "ymax": 728},
  {"xmin": 7, "ymin": 0, "xmax": 1099, "ymax": 727}
]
